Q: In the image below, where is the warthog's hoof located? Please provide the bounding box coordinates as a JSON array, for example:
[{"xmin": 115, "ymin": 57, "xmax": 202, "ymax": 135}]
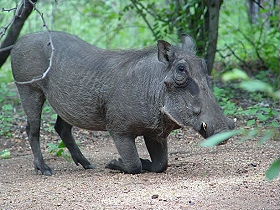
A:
[
  {"xmin": 83, "ymin": 164, "xmax": 96, "ymax": 170},
  {"xmin": 34, "ymin": 163, "xmax": 53, "ymax": 176},
  {"xmin": 105, "ymin": 158, "xmax": 123, "ymax": 171}
]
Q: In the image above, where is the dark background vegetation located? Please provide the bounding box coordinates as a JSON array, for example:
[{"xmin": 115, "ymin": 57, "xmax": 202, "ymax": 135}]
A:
[{"xmin": 0, "ymin": 0, "xmax": 279, "ymax": 177}]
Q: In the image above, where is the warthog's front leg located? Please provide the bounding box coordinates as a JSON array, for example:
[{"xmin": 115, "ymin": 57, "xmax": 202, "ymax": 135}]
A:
[
  {"xmin": 105, "ymin": 133, "xmax": 142, "ymax": 174},
  {"xmin": 54, "ymin": 116, "xmax": 95, "ymax": 170},
  {"xmin": 141, "ymin": 135, "xmax": 168, "ymax": 173}
]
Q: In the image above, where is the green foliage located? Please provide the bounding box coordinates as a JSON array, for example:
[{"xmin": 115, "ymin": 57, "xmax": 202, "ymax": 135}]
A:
[
  {"xmin": 201, "ymin": 130, "xmax": 242, "ymax": 147},
  {"xmin": 0, "ymin": 83, "xmax": 18, "ymax": 104},
  {"xmin": 122, "ymin": 0, "xmax": 208, "ymax": 56},
  {"xmin": 222, "ymin": 68, "xmax": 249, "ymax": 81},
  {"xmin": 209, "ymin": 68, "xmax": 280, "ymax": 179},
  {"xmin": 201, "ymin": 128, "xmax": 279, "ymax": 148},
  {"xmin": 266, "ymin": 158, "xmax": 280, "ymax": 180},
  {"xmin": 240, "ymin": 80, "xmax": 280, "ymax": 99},
  {"xmin": 221, "ymin": 68, "xmax": 280, "ymax": 99},
  {"xmin": 0, "ymin": 62, "xmax": 13, "ymax": 83},
  {"xmin": 0, "ymin": 83, "xmax": 20, "ymax": 137},
  {"xmin": 0, "ymin": 104, "xmax": 14, "ymax": 137},
  {"xmin": 42, "ymin": 104, "xmax": 57, "ymax": 133},
  {"xmin": 218, "ymin": 0, "xmax": 280, "ymax": 74},
  {"xmin": 214, "ymin": 69, "xmax": 279, "ymax": 130},
  {"xmin": 239, "ymin": 105, "xmax": 279, "ymax": 126},
  {"xmin": 171, "ymin": 130, "xmax": 180, "ymax": 136},
  {"xmin": 213, "ymin": 86, "xmax": 242, "ymax": 116},
  {"xmin": 0, "ymin": 149, "xmax": 11, "ymax": 159},
  {"xmin": 47, "ymin": 140, "xmax": 72, "ymax": 161},
  {"xmin": 221, "ymin": 69, "xmax": 280, "ymax": 128}
]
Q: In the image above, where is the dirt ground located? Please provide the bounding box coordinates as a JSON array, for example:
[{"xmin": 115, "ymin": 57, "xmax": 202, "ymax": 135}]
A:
[{"xmin": 0, "ymin": 125, "xmax": 280, "ymax": 210}]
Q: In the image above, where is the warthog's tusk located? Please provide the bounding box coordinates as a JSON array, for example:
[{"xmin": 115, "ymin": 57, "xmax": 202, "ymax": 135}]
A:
[{"xmin": 202, "ymin": 122, "xmax": 207, "ymax": 131}]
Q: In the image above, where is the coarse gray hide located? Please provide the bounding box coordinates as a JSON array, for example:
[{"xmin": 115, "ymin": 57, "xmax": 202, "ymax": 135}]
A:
[{"xmin": 11, "ymin": 31, "xmax": 234, "ymax": 175}]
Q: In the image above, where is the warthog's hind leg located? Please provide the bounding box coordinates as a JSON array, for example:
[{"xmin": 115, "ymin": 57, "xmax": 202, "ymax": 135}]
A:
[
  {"xmin": 54, "ymin": 116, "xmax": 95, "ymax": 170},
  {"xmin": 17, "ymin": 85, "xmax": 52, "ymax": 176}
]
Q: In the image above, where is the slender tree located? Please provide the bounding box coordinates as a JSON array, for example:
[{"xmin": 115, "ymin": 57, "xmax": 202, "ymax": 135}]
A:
[
  {"xmin": 0, "ymin": 0, "xmax": 37, "ymax": 67},
  {"xmin": 205, "ymin": 0, "xmax": 223, "ymax": 75}
]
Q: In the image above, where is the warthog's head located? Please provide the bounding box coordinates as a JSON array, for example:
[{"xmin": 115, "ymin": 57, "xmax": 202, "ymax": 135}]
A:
[{"xmin": 158, "ymin": 36, "xmax": 235, "ymax": 138}]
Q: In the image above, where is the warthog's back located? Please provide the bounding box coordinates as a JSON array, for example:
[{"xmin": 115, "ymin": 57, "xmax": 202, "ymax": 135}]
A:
[
  {"xmin": 11, "ymin": 31, "xmax": 116, "ymax": 130},
  {"xmin": 11, "ymin": 31, "xmax": 103, "ymax": 81}
]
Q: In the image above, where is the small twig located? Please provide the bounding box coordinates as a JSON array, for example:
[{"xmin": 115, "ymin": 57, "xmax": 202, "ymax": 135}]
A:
[
  {"xmin": 94, "ymin": 25, "xmax": 147, "ymax": 44},
  {"xmin": 216, "ymin": 48, "xmax": 232, "ymax": 59},
  {"xmin": 0, "ymin": 2, "xmax": 23, "ymax": 40},
  {"xmin": 130, "ymin": 0, "xmax": 158, "ymax": 40},
  {"xmin": 237, "ymin": 40, "xmax": 248, "ymax": 56},
  {"xmin": 136, "ymin": 1, "xmax": 168, "ymax": 23},
  {"xmin": 1, "ymin": 7, "xmax": 17, "ymax": 12},
  {"xmin": 251, "ymin": 0, "xmax": 264, "ymax": 9},
  {"xmin": 257, "ymin": 14, "xmax": 270, "ymax": 50},
  {"xmin": 223, "ymin": 17, "xmax": 266, "ymax": 66},
  {"xmin": 225, "ymin": 44, "xmax": 250, "ymax": 69},
  {"xmin": 234, "ymin": 27, "xmax": 266, "ymax": 65},
  {"xmin": 15, "ymin": 0, "xmax": 55, "ymax": 85},
  {"xmin": 0, "ymin": 45, "xmax": 14, "ymax": 53}
]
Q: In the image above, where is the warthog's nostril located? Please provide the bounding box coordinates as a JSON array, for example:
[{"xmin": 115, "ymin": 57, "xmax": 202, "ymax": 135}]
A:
[{"xmin": 202, "ymin": 122, "xmax": 207, "ymax": 131}]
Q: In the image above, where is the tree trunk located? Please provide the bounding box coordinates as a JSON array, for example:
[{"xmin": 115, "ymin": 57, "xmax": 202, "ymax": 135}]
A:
[
  {"xmin": 247, "ymin": 0, "xmax": 274, "ymax": 26},
  {"xmin": 205, "ymin": 0, "xmax": 223, "ymax": 75},
  {"xmin": 0, "ymin": 0, "xmax": 37, "ymax": 67},
  {"xmin": 248, "ymin": 0, "xmax": 261, "ymax": 24},
  {"xmin": 272, "ymin": 0, "xmax": 280, "ymax": 27}
]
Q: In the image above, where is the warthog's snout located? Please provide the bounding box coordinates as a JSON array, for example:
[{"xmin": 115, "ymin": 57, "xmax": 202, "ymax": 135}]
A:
[{"xmin": 197, "ymin": 117, "xmax": 235, "ymax": 139}]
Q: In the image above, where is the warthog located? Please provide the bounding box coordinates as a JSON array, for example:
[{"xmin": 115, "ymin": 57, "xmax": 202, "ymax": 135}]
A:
[{"xmin": 11, "ymin": 31, "xmax": 234, "ymax": 175}]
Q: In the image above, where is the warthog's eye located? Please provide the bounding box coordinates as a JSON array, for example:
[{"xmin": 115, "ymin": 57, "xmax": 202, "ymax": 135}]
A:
[
  {"xmin": 174, "ymin": 64, "xmax": 188, "ymax": 86},
  {"xmin": 177, "ymin": 64, "xmax": 186, "ymax": 72}
]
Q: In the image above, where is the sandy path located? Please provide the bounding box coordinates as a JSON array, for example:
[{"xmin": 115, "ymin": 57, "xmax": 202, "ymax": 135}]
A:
[{"xmin": 0, "ymin": 129, "xmax": 280, "ymax": 210}]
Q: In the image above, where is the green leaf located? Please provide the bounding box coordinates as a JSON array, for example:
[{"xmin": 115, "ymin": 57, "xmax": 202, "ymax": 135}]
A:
[
  {"xmin": 222, "ymin": 68, "xmax": 249, "ymax": 82},
  {"xmin": 259, "ymin": 130, "xmax": 275, "ymax": 144},
  {"xmin": 247, "ymin": 119, "xmax": 256, "ymax": 126},
  {"xmin": 239, "ymin": 80, "xmax": 273, "ymax": 94},
  {"xmin": 257, "ymin": 114, "xmax": 270, "ymax": 121},
  {"xmin": 200, "ymin": 129, "xmax": 243, "ymax": 147},
  {"xmin": 58, "ymin": 141, "xmax": 66, "ymax": 148},
  {"xmin": 51, "ymin": 114, "xmax": 57, "ymax": 120},
  {"xmin": 273, "ymin": 91, "xmax": 280, "ymax": 99},
  {"xmin": 56, "ymin": 149, "xmax": 64, "ymax": 157},
  {"xmin": 2, "ymin": 104, "xmax": 13, "ymax": 111},
  {"xmin": 239, "ymin": 129, "xmax": 259, "ymax": 142},
  {"xmin": 0, "ymin": 149, "xmax": 11, "ymax": 159},
  {"xmin": 266, "ymin": 158, "xmax": 280, "ymax": 180},
  {"xmin": 47, "ymin": 143, "xmax": 59, "ymax": 153},
  {"xmin": 268, "ymin": 121, "xmax": 280, "ymax": 128}
]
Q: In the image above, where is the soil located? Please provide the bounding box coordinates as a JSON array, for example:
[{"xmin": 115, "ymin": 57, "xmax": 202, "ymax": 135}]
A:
[{"xmin": 0, "ymin": 119, "xmax": 280, "ymax": 210}]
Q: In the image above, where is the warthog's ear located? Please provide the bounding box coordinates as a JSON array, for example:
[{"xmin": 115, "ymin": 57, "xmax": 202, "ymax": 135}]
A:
[
  {"xmin": 181, "ymin": 35, "xmax": 196, "ymax": 54},
  {"xmin": 157, "ymin": 40, "xmax": 174, "ymax": 64}
]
